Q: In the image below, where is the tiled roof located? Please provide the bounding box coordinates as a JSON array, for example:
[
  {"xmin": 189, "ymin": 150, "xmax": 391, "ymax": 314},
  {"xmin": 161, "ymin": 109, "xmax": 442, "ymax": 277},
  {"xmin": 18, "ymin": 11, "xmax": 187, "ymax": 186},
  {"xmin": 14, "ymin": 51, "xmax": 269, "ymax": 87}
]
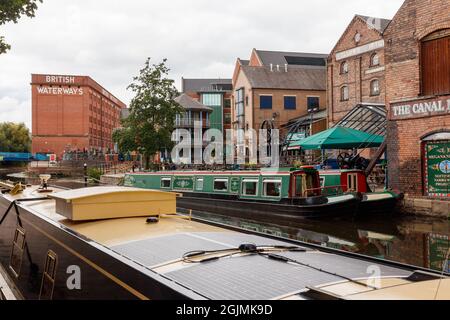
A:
[
  {"xmin": 240, "ymin": 65, "xmax": 326, "ymax": 91},
  {"xmin": 175, "ymin": 94, "xmax": 213, "ymax": 112},
  {"xmin": 254, "ymin": 50, "xmax": 327, "ymax": 69}
]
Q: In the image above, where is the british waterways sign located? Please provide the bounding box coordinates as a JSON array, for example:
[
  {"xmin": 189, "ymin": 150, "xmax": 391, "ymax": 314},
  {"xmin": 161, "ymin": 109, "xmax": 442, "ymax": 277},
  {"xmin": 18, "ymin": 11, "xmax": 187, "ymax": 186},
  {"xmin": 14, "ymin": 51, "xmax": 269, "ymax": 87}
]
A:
[{"xmin": 424, "ymin": 141, "xmax": 450, "ymax": 197}]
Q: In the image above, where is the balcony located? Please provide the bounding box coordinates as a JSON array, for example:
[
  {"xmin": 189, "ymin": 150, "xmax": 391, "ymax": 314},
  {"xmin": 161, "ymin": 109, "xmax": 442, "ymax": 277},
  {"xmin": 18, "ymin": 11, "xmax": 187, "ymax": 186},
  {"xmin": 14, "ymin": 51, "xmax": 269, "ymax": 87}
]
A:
[{"xmin": 174, "ymin": 119, "xmax": 211, "ymax": 128}]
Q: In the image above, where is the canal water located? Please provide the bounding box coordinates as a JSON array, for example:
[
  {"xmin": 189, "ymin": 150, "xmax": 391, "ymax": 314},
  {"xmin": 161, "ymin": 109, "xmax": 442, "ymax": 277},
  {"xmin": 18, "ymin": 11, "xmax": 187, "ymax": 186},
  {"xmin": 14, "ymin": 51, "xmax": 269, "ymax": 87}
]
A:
[{"xmin": 2, "ymin": 172, "xmax": 450, "ymax": 274}]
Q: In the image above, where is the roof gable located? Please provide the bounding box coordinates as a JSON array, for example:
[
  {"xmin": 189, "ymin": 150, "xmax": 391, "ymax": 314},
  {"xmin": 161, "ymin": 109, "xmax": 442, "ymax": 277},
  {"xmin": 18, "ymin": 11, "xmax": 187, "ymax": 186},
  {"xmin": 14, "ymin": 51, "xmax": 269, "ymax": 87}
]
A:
[{"xmin": 330, "ymin": 15, "xmax": 391, "ymax": 56}]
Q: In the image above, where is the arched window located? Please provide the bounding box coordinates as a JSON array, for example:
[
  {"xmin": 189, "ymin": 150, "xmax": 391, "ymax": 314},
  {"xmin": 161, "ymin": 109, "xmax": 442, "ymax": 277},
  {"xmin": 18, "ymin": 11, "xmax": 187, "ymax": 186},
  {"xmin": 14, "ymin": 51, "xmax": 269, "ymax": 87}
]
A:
[
  {"xmin": 421, "ymin": 29, "xmax": 450, "ymax": 96},
  {"xmin": 370, "ymin": 53, "xmax": 380, "ymax": 67},
  {"xmin": 340, "ymin": 86, "xmax": 349, "ymax": 101},
  {"xmin": 340, "ymin": 61, "xmax": 349, "ymax": 74},
  {"xmin": 370, "ymin": 79, "xmax": 380, "ymax": 96}
]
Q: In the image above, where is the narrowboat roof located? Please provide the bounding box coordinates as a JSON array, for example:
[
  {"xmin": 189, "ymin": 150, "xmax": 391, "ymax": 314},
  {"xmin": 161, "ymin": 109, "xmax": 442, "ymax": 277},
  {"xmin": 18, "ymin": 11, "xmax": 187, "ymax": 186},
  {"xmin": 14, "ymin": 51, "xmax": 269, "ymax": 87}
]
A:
[
  {"xmin": 129, "ymin": 167, "xmax": 316, "ymax": 176},
  {"xmin": 48, "ymin": 186, "xmax": 172, "ymax": 201},
  {"xmin": 1, "ymin": 186, "xmax": 448, "ymax": 300}
]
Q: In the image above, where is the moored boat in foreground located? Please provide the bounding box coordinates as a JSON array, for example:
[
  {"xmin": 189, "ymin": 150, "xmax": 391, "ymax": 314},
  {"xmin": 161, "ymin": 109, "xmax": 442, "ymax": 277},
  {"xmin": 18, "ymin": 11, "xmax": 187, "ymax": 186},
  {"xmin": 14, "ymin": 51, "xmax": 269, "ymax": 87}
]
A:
[
  {"xmin": 0, "ymin": 184, "xmax": 448, "ymax": 300},
  {"xmin": 124, "ymin": 167, "xmax": 362, "ymax": 221}
]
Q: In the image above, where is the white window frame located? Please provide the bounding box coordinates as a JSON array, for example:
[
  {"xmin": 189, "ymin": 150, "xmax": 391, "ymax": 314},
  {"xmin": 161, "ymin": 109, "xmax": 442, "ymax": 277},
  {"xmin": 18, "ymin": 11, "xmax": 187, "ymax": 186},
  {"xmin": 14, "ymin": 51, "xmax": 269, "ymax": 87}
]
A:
[
  {"xmin": 241, "ymin": 179, "xmax": 259, "ymax": 197},
  {"xmin": 262, "ymin": 179, "xmax": 282, "ymax": 198},
  {"xmin": 213, "ymin": 178, "xmax": 229, "ymax": 192},
  {"xmin": 196, "ymin": 177, "xmax": 204, "ymax": 191},
  {"xmin": 161, "ymin": 177, "xmax": 172, "ymax": 189}
]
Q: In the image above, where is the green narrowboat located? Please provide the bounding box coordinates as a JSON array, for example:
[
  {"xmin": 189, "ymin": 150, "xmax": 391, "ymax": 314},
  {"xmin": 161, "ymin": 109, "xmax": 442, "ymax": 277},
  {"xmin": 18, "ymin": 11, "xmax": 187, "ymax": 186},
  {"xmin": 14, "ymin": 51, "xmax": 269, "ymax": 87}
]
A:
[
  {"xmin": 124, "ymin": 167, "xmax": 362, "ymax": 221},
  {"xmin": 319, "ymin": 169, "xmax": 403, "ymax": 214}
]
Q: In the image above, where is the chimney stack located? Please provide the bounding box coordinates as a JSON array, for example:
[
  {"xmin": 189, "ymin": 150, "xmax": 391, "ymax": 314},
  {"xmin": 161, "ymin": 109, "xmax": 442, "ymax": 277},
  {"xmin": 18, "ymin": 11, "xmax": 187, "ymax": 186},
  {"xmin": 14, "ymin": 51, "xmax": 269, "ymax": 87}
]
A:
[
  {"xmin": 284, "ymin": 64, "xmax": 288, "ymax": 72},
  {"xmin": 270, "ymin": 64, "xmax": 273, "ymax": 72},
  {"xmin": 276, "ymin": 64, "xmax": 280, "ymax": 72}
]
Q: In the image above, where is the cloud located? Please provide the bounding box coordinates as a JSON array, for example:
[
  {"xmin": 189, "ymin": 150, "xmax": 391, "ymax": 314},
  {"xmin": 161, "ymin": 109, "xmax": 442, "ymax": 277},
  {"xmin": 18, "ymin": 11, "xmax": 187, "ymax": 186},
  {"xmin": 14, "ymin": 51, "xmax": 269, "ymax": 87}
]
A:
[
  {"xmin": 0, "ymin": 0, "xmax": 405, "ymax": 131},
  {"xmin": 0, "ymin": 96, "xmax": 32, "ymax": 129}
]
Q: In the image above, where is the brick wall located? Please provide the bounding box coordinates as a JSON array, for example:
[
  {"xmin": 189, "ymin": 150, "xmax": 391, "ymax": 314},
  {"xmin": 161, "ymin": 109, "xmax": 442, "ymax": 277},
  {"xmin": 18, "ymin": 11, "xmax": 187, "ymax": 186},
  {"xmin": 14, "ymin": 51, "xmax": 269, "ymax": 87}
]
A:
[
  {"xmin": 384, "ymin": 0, "xmax": 450, "ymax": 196},
  {"xmin": 328, "ymin": 16, "xmax": 387, "ymax": 125},
  {"xmin": 31, "ymin": 74, "xmax": 126, "ymax": 157}
]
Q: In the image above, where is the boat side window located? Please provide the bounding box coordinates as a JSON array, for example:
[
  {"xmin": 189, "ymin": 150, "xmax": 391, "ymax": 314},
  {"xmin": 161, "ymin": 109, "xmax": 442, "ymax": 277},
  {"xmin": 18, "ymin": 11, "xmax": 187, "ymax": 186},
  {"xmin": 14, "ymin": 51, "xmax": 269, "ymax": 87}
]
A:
[
  {"xmin": 9, "ymin": 227, "xmax": 26, "ymax": 278},
  {"xmin": 263, "ymin": 180, "xmax": 282, "ymax": 197},
  {"xmin": 196, "ymin": 178, "xmax": 204, "ymax": 191},
  {"xmin": 161, "ymin": 177, "xmax": 171, "ymax": 189},
  {"xmin": 242, "ymin": 179, "xmax": 258, "ymax": 196},
  {"xmin": 213, "ymin": 178, "xmax": 229, "ymax": 192},
  {"xmin": 347, "ymin": 173, "xmax": 358, "ymax": 192},
  {"xmin": 39, "ymin": 250, "xmax": 58, "ymax": 300}
]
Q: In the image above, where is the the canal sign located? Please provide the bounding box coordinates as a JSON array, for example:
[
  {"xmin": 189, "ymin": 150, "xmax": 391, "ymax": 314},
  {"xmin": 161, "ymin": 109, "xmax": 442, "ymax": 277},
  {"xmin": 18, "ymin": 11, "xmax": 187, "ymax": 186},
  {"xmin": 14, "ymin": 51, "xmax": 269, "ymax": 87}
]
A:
[
  {"xmin": 390, "ymin": 96, "xmax": 450, "ymax": 120},
  {"xmin": 424, "ymin": 141, "xmax": 450, "ymax": 197}
]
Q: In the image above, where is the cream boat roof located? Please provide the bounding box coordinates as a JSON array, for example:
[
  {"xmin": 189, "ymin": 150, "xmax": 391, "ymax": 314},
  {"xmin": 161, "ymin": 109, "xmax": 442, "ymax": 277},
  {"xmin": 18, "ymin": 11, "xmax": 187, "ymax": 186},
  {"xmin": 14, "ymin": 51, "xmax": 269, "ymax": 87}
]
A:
[
  {"xmin": 3, "ymin": 186, "xmax": 226, "ymax": 247},
  {"xmin": 47, "ymin": 186, "xmax": 175, "ymax": 201}
]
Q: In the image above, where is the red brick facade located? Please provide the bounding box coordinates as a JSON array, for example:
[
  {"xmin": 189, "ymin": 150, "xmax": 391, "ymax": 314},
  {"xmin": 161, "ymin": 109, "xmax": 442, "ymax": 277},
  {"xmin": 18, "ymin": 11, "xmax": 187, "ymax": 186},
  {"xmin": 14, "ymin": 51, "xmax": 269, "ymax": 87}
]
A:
[
  {"xmin": 327, "ymin": 15, "xmax": 388, "ymax": 126},
  {"xmin": 31, "ymin": 74, "xmax": 127, "ymax": 158},
  {"xmin": 384, "ymin": 0, "xmax": 450, "ymax": 197}
]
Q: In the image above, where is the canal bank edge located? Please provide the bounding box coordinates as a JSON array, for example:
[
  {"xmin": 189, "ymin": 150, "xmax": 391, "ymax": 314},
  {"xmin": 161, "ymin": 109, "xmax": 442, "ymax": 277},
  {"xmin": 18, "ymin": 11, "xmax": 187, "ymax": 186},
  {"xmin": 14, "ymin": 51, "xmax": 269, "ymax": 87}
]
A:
[{"xmin": 400, "ymin": 196, "xmax": 450, "ymax": 219}]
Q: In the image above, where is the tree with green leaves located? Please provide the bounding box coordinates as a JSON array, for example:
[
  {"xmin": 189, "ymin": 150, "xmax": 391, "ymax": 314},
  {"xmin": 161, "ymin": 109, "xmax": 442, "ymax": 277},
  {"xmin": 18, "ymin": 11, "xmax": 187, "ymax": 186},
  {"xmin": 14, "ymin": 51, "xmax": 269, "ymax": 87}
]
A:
[
  {"xmin": 113, "ymin": 58, "xmax": 182, "ymax": 169},
  {"xmin": 0, "ymin": 0, "xmax": 42, "ymax": 54},
  {"xmin": 0, "ymin": 122, "xmax": 31, "ymax": 153}
]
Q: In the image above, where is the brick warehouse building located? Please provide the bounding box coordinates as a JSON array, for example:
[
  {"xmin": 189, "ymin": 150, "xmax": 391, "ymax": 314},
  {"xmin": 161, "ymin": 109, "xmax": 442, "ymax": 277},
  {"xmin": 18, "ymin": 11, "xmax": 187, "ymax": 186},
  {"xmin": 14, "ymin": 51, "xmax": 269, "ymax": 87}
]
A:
[
  {"xmin": 31, "ymin": 74, "xmax": 127, "ymax": 158},
  {"xmin": 327, "ymin": 15, "xmax": 391, "ymax": 125},
  {"xmin": 384, "ymin": 0, "xmax": 450, "ymax": 201}
]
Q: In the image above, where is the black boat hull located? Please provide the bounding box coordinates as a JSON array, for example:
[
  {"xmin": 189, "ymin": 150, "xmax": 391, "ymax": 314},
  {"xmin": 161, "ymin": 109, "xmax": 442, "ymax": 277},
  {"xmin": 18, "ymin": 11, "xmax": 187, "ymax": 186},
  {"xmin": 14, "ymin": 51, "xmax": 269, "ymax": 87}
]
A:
[
  {"xmin": 176, "ymin": 192, "xmax": 361, "ymax": 224},
  {"xmin": 0, "ymin": 196, "xmax": 198, "ymax": 300}
]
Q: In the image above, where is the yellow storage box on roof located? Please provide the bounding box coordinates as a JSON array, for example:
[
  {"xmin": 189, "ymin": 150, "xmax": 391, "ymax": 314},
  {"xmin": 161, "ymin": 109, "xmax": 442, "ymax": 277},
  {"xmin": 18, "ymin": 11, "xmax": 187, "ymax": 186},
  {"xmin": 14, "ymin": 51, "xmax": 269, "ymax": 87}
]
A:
[{"xmin": 48, "ymin": 186, "xmax": 178, "ymax": 221}]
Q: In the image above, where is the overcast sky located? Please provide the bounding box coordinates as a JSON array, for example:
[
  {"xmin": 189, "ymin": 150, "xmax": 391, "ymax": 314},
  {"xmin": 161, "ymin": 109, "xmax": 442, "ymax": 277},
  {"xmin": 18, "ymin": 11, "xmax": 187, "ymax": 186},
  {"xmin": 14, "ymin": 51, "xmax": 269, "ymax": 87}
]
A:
[{"xmin": 0, "ymin": 0, "xmax": 404, "ymax": 130}]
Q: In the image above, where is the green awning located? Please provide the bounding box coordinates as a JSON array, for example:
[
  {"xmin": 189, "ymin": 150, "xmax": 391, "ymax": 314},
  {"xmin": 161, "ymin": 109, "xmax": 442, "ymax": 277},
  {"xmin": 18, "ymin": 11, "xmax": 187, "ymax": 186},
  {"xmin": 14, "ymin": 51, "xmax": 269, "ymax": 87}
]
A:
[{"xmin": 291, "ymin": 126, "xmax": 384, "ymax": 150}]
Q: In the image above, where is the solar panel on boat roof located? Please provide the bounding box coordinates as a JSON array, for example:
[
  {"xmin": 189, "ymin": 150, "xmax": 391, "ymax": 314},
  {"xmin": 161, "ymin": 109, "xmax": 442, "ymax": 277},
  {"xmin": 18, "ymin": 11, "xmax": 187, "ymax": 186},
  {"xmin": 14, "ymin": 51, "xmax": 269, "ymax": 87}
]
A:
[
  {"xmin": 278, "ymin": 252, "xmax": 412, "ymax": 278},
  {"xmin": 111, "ymin": 232, "xmax": 310, "ymax": 268},
  {"xmin": 164, "ymin": 255, "xmax": 341, "ymax": 300}
]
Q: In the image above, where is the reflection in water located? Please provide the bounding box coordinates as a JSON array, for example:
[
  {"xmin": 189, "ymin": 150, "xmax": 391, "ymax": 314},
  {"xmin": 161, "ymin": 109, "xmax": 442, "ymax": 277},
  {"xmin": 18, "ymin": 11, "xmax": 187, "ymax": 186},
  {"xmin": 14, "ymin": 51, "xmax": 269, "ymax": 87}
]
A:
[
  {"xmin": 186, "ymin": 210, "xmax": 450, "ymax": 273},
  {"xmin": 3, "ymin": 174, "xmax": 450, "ymax": 273}
]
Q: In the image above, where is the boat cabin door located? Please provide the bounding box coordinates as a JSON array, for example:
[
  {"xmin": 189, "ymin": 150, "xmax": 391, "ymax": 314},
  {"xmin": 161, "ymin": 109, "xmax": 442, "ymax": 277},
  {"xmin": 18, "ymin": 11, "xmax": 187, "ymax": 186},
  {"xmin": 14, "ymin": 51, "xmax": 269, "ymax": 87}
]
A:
[{"xmin": 292, "ymin": 171, "xmax": 320, "ymax": 198}]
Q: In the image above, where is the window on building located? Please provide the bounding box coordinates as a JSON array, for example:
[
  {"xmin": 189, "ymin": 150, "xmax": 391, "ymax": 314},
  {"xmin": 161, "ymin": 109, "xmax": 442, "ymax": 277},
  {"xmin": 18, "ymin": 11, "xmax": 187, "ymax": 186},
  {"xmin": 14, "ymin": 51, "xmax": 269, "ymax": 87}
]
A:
[
  {"xmin": 263, "ymin": 180, "xmax": 282, "ymax": 197},
  {"xmin": 224, "ymin": 114, "xmax": 232, "ymax": 125},
  {"xmin": 340, "ymin": 86, "xmax": 349, "ymax": 101},
  {"xmin": 242, "ymin": 179, "xmax": 258, "ymax": 196},
  {"xmin": 224, "ymin": 99, "xmax": 231, "ymax": 109},
  {"xmin": 260, "ymin": 95, "xmax": 273, "ymax": 109},
  {"xmin": 235, "ymin": 88, "xmax": 245, "ymax": 130},
  {"xmin": 307, "ymin": 97, "xmax": 320, "ymax": 113},
  {"xmin": 421, "ymin": 29, "xmax": 450, "ymax": 96},
  {"xmin": 214, "ymin": 179, "xmax": 228, "ymax": 192},
  {"xmin": 370, "ymin": 79, "xmax": 380, "ymax": 96},
  {"xmin": 370, "ymin": 53, "xmax": 380, "ymax": 67},
  {"xmin": 340, "ymin": 61, "xmax": 349, "ymax": 74},
  {"xmin": 284, "ymin": 96, "xmax": 297, "ymax": 110}
]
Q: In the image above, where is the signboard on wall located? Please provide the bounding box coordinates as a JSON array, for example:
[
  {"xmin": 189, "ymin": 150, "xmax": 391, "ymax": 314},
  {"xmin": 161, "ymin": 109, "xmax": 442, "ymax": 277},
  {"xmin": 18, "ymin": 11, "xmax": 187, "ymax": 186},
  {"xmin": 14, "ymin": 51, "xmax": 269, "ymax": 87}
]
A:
[
  {"xmin": 427, "ymin": 233, "xmax": 450, "ymax": 272},
  {"xmin": 424, "ymin": 141, "xmax": 450, "ymax": 197},
  {"xmin": 391, "ymin": 97, "xmax": 450, "ymax": 120}
]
